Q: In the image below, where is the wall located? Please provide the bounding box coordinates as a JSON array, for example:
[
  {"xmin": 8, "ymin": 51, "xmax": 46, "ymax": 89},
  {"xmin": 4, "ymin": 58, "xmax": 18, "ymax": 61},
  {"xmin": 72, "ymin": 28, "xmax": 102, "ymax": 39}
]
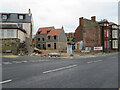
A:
[
  {"xmin": 46, "ymin": 42, "xmax": 67, "ymax": 50},
  {"xmin": 0, "ymin": 38, "xmax": 20, "ymax": 54},
  {"xmin": 59, "ymin": 30, "xmax": 67, "ymax": 42}
]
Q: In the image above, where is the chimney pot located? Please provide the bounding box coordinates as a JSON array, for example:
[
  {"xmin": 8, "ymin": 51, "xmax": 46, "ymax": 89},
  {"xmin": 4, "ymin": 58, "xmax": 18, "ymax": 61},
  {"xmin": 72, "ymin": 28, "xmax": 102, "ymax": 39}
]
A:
[{"xmin": 91, "ymin": 16, "xmax": 96, "ymax": 22}]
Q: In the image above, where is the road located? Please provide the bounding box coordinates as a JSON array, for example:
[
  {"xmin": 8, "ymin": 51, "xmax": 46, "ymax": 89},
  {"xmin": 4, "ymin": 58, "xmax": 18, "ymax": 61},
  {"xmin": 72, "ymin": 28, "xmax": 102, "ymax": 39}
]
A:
[{"xmin": 1, "ymin": 53, "xmax": 118, "ymax": 88}]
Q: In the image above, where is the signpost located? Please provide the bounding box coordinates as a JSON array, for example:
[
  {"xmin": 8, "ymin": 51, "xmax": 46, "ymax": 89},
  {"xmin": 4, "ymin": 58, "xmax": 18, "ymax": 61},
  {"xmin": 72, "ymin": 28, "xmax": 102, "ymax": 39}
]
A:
[{"xmin": 94, "ymin": 47, "xmax": 103, "ymax": 51}]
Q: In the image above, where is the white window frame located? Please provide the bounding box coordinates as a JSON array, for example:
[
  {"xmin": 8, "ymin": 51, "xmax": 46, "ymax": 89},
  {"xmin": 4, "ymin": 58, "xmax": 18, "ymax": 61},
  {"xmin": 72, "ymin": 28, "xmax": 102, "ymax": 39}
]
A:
[
  {"xmin": 19, "ymin": 15, "xmax": 24, "ymax": 20},
  {"xmin": 112, "ymin": 30, "xmax": 118, "ymax": 38},
  {"xmin": 7, "ymin": 30, "xmax": 14, "ymax": 38},
  {"xmin": 2, "ymin": 15, "xmax": 7, "ymax": 19},
  {"xmin": 112, "ymin": 40, "xmax": 118, "ymax": 49}
]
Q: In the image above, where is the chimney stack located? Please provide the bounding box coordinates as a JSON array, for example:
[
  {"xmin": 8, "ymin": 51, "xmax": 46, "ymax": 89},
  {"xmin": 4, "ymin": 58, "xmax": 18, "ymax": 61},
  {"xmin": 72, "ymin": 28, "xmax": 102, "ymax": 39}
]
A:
[
  {"xmin": 91, "ymin": 16, "xmax": 96, "ymax": 22},
  {"xmin": 79, "ymin": 17, "xmax": 83, "ymax": 26},
  {"xmin": 62, "ymin": 26, "xmax": 64, "ymax": 30},
  {"xmin": 28, "ymin": 9, "xmax": 31, "ymax": 16}
]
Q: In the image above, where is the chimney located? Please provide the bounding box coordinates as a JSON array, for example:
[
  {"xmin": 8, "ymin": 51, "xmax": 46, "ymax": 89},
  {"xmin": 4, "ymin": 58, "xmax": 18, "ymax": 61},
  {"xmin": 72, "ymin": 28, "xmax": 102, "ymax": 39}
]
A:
[
  {"xmin": 62, "ymin": 26, "xmax": 64, "ymax": 30},
  {"xmin": 91, "ymin": 16, "xmax": 96, "ymax": 22},
  {"xmin": 79, "ymin": 17, "xmax": 83, "ymax": 26},
  {"xmin": 28, "ymin": 9, "xmax": 31, "ymax": 16}
]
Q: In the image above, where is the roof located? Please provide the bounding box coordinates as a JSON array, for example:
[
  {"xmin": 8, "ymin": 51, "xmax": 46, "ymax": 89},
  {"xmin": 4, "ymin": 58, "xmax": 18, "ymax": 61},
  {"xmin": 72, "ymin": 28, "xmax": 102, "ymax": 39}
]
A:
[
  {"xmin": 36, "ymin": 26, "xmax": 54, "ymax": 35},
  {"xmin": 0, "ymin": 24, "xmax": 26, "ymax": 33},
  {"xmin": 0, "ymin": 13, "xmax": 32, "ymax": 23},
  {"xmin": 47, "ymin": 29, "xmax": 63, "ymax": 37}
]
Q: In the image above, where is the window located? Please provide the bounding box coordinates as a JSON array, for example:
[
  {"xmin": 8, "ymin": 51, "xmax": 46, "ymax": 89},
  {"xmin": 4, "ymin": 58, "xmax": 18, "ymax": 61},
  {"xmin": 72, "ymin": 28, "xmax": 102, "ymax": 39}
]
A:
[
  {"xmin": 43, "ymin": 44, "xmax": 45, "ymax": 48},
  {"xmin": 48, "ymin": 36, "xmax": 50, "ymax": 39},
  {"xmin": 18, "ymin": 15, "xmax": 24, "ymax": 19},
  {"xmin": 48, "ymin": 44, "xmax": 51, "ymax": 47},
  {"xmin": 47, "ymin": 31, "xmax": 50, "ymax": 34},
  {"xmin": 104, "ymin": 30, "xmax": 106, "ymax": 37},
  {"xmin": 18, "ymin": 24, "xmax": 23, "ymax": 28},
  {"xmin": 38, "ymin": 38, "xmax": 40, "ymax": 41},
  {"xmin": 38, "ymin": 44, "xmax": 40, "ymax": 48},
  {"xmin": 112, "ymin": 40, "xmax": 118, "ymax": 49},
  {"xmin": 2, "ymin": 15, "xmax": 7, "ymax": 19},
  {"xmin": 7, "ymin": 30, "xmax": 14, "ymax": 38},
  {"xmin": 107, "ymin": 30, "xmax": 109, "ymax": 38},
  {"xmin": 107, "ymin": 41, "xmax": 109, "ymax": 48},
  {"xmin": 54, "ymin": 36, "xmax": 56, "ymax": 40},
  {"xmin": 112, "ymin": 30, "xmax": 118, "ymax": 38},
  {"xmin": 104, "ymin": 41, "xmax": 107, "ymax": 49},
  {"xmin": 112, "ymin": 25, "xmax": 118, "ymax": 29},
  {"xmin": 0, "ymin": 30, "xmax": 4, "ymax": 38},
  {"xmin": 42, "ymin": 38, "xmax": 44, "ymax": 41},
  {"xmin": 38, "ymin": 32, "xmax": 40, "ymax": 34}
]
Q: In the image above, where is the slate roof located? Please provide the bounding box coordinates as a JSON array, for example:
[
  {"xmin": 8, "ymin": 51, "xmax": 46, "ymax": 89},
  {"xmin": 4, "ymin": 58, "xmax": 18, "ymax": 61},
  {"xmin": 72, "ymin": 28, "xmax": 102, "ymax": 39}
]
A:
[
  {"xmin": 0, "ymin": 24, "xmax": 26, "ymax": 33},
  {"xmin": 0, "ymin": 13, "xmax": 31, "ymax": 23}
]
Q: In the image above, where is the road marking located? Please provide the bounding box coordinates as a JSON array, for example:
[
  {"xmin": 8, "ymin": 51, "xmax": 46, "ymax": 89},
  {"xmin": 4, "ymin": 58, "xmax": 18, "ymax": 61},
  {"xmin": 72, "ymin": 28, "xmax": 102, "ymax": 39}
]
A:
[
  {"xmin": 0, "ymin": 79, "xmax": 12, "ymax": 84},
  {"xmin": 22, "ymin": 61, "xmax": 27, "ymax": 63},
  {"xmin": 87, "ymin": 60, "xmax": 103, "ymax": 64},
  {"xmin": 87, "ymin": 62, "xmax": 93, "ymax": 64},
  {"xmin": 43, "ymin": 64, "xmax": 77, "ymax": 74},
  {"xmin": 93, "ymin": 60, "xmax": 103, "ymax": 63},
  {"xmin": 3, "ymin": 62, "xmax": 12, "ymax": 65}
]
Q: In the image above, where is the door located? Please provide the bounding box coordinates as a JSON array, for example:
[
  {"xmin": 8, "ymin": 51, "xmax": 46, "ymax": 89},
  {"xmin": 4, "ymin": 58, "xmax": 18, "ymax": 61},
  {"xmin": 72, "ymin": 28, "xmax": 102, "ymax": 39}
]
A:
[{"xmin": 54, "ymin": 43, "xmax": 56, "ymax": 49}]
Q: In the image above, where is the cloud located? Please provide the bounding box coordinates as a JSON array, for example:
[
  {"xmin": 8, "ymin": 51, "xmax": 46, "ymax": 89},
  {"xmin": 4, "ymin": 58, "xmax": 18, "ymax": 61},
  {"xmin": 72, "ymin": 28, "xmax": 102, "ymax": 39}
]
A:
[{"xmin": 0, "ymin": 0, "xmax": 119, "ymax": 33}]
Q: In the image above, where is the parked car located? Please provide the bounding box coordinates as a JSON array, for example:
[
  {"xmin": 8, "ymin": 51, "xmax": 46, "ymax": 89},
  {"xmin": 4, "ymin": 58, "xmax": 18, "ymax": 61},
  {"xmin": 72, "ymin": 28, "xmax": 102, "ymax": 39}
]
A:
[{"xmin": 48, "ymin": 53, "xmax": 60, "ymax": 57}]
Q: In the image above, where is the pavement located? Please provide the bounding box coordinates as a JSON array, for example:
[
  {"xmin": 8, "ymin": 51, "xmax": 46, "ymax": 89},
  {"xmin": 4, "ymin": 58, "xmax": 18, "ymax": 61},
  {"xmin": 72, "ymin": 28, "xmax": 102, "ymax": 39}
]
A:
[{"xmin": 1, "ymin": 53, "xmax": 119, "ymax": 88}]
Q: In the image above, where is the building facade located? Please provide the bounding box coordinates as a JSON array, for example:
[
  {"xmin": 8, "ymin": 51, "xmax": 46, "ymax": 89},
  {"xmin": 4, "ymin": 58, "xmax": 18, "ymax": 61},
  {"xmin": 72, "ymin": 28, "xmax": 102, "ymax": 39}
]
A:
[
  {"xmin": 46, "ymin": 29, "xmax": 67, "ymax": 50},
  {"xmin": 36, "ymin": 27, "xmax": 67, "ymax": 51},
  {"xmin": 0, "ymin": 9, "xmax": 34, "ymax": 54},
  {"xmin": 99, "ymin": 20, "xmax": 119, "ymax": 52},
  {"xmin": 36, "ymin": 26, "xmax": 55, "ymax": 49},
  {"xmin": 74, "ymin": 16, "xmax": 101, "ymax": 51},
  {"xmin": 109, "ymin": 23, "xmax": 118, "ymax": 51}
]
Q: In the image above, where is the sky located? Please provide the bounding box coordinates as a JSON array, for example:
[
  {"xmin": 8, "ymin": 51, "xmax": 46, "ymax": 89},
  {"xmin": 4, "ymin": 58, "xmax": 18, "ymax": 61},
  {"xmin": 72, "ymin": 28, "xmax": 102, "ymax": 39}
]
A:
[{"xmin": 0, "ymin": 0, "xmax": 119, "ymax": 34}]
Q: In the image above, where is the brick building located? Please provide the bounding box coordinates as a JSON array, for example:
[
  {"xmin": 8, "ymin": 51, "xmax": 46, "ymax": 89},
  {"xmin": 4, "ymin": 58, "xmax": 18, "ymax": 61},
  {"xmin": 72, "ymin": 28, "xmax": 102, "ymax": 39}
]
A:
[
  {"xmin": 74, "ymin": 16, "xmax": 101, "ymax": 51},
  {"xmin": 99, "ymin": 20, "xmax": 119, "ymax": 52}
]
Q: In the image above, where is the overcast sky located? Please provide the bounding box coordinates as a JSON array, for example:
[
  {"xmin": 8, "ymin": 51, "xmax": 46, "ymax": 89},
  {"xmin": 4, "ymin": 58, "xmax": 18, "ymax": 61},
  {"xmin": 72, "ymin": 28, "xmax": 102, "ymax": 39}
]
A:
[{"xmin": 0, "ymin": 0, "xmax": 119, "ymax": 34}]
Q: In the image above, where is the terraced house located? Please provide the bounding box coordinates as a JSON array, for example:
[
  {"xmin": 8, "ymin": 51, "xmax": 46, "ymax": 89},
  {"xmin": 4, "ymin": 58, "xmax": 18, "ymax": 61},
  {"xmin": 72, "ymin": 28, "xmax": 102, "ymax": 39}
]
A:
[
  {"xmin": 36, "ymin": 26, "xmax": 67, "ymax": 51},
  {"xmin": 0, "ymin": 9, "xmax": 34, "ymax": 54}
]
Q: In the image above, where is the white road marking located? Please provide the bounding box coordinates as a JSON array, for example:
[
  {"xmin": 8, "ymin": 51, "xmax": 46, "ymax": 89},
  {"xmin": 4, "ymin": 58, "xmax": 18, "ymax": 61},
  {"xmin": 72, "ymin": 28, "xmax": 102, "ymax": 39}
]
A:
[
  {"xmin": 93, "ymin": 60, "xmax": 103, "ymax": 63},
  {"xmin": 87, "ymin": 62, "xmax": 93, "ymax": 64},
  {"xmin": 21, "ymin": 61, "xmax": 27, "ymax": 63},
  {"xmin": 87, "ymin": 60, "xmax": 103, "ymax": 64},
  {"xmin": 43, "ymin": 64, "xmax": 77, "ymax": 74},
  {"xmin": 0, "ymin": 79, "xmax": 12, "ymax": 84},
  {"xmin": 3, "ymin": 62, "xmax": 12, "ymax": 65}
]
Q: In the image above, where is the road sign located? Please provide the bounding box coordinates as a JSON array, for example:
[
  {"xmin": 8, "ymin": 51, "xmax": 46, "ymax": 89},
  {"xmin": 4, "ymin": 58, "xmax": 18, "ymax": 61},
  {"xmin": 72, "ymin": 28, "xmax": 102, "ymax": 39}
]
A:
[{"xmin": 94, "ymin": 47, "xmax": 103, "ymax": 51}]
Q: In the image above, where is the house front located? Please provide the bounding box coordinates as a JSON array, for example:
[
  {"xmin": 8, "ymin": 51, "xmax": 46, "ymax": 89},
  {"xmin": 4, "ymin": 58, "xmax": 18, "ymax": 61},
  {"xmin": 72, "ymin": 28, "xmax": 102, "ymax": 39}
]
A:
[
  {"xmin": 36, "ymin": 26, "xmax": 55, "ymax": 49},
  {"xmin": 46, "ymin": 29, "xmax": 67, "ymax": 51},
  {"xmin": 0, "ymin": 9, "xmax": 34, "ymax": 54},
  {"xmin": 109, "ymin": 23, "xmax": 118, "ymax": 51},
  {"xmin": 0, "ymin": 24, "xmax": 27, "ymax": 54}
]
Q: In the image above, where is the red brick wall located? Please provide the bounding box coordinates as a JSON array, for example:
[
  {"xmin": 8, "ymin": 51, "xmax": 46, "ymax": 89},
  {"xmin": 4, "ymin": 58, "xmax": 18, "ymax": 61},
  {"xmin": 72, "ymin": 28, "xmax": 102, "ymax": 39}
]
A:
[{"xmin": 74, "ymin": 26, "xmax": 83, "ymax": 42}]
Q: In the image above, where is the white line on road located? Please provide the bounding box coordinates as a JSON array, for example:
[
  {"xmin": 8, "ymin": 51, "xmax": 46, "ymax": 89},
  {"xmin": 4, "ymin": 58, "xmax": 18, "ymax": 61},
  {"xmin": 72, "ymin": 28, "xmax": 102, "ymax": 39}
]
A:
[
  {"xmin": 87, "ymin": 60, "xmax": 103, "ymax": 64},
  {"xmin": 43, "ymin": 64, "xmax": 77, "ymax": 74},
  {"xmin": 87, "ymin": 62, "xmax": 93, "ymax": 64},
  {"xmin": 93, "ymin": 60, "xmax": 103, "ymax": 63},
  {"xmin": 0, "ymin": 79, "xmax": 12, "ymax": 84},
  {"xmin": 3, "ymin": 62, "xmax": 12, "ymax": 65}
]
